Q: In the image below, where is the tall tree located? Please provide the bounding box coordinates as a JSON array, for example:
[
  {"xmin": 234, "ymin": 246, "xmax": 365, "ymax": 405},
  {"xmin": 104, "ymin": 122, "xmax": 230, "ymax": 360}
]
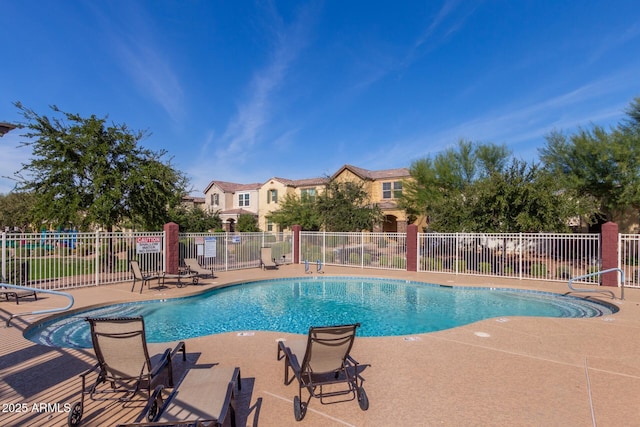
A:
[
  {"xmin": 465, "ymin": 160, "xmax": 596, "ymax": 232},
  {"xmin": 12, "ymin": 103, "xmax": 188, "ymax": 231},
  {"xmin": 315, "ymin": 180, "xmax": 383, "ymax": 232},
  {"xmin": 168, "ymin": 205, "xmax": 222, "ymax": 232},
  {"xmin": 267, "ymin": 193, "xmax": 321, "ymax": 231},
  {"xmin": 0, "ymin": 192, "xmax": 37, "ymax": 232},
  {"xmin": 236, "ymin": 213, "xmax": 260, "ymax": 232},
  {"xmin": 400, "ymin": 140, "xmax": 511, "ymax": 230},
  {"xmin": 540, "ymin": 97, "xmax": 640, "ymax": 223}
]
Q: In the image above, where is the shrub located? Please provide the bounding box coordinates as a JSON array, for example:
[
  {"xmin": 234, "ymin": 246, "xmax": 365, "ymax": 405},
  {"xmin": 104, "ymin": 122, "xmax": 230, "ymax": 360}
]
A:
[
  {"xmin": 379, "ymin": 255, "xmax": 389, "ymax": 267},
  {"xmin": 348, "ymin": 253, "xmax": 361, "ymax": 264},
  {"xmin": 479, "ymin": 262, "xmax": 492, "ymax": 274},
  {"xmin": 530, "ymin": 262, "xmax": 547, "ymax": 277},
  {"xmin": 303, "ymin": 245, "xmax": 322, "ymax": 262},
  {"xmin": 421, "ymin": 257, "xmax": 442, "ymax": 270},
  {"xmin": 363, "ymin": 253, "xmax": 372, "ymax": 265},
  {"xmin": 455, "ymin": 260, "xmax": 466, "ymax": 272},
  {"xmin": 392, "ymin": 256, "xmax": 406, "ymax": 269}
]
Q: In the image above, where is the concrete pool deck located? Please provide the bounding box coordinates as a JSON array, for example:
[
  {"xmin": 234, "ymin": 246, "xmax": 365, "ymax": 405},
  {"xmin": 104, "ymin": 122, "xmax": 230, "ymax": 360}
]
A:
[{"xmin": 1, "ymin": 265, "xmax": 640, "ymax": 426}]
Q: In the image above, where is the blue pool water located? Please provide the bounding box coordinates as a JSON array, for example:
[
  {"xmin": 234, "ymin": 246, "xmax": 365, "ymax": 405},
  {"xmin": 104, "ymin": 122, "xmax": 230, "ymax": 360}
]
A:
[{"xmin": 25, "ymin": 277, "xmax": 617, "ymax": 348}]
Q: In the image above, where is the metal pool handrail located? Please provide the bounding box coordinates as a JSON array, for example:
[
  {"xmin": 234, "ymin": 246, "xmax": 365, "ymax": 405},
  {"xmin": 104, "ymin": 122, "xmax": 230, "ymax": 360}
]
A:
[
  {"xmin": 3, "ymin": 283, "xmax": 75, "ymax": 327},
  {"xmin": 567, "ymin": 268, "xmax": 625, "ymax": 300}
]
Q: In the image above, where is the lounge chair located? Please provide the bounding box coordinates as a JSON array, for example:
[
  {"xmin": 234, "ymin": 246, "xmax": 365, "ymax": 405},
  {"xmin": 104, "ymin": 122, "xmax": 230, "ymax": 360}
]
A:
[
  {"xmin": 67, "ymin": 317, "xmax": 186, "ymax": 427},
  {"xmin": 277, "ymin": 323, "xmax": 369, "ymax": 421},
  {"xmin": 117, "ymin": 365, "xmax": 241, "ymax": 427},
  {"xmin": 184, "ymin": 258, "xmax": 216, "ymax": 283},
  {"xmin": 260, "ymin": 247, "xmax": 278, "ymax": 270},
  {"xmin": 130, "ymin": 260, "xmax": 162, "ymax": 293},
  {"xmin": 1, "ymin": 282, "xmax": 38, "ymax": 305}
]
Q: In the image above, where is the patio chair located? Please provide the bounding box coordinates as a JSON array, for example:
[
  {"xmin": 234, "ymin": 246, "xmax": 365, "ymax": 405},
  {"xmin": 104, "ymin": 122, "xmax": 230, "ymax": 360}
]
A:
[
  {"xmin": 67, "ymin": 317, "xmax": 186, "ymax": 427},
  {"xmin": 276, "ymin": 323, "xmax": 369, "ymax": 421},
  {"xmin": 260, "ymin": 247, "xmax": 278, "ymax": 270},
  {"xmin": 130, "ymin": 260, "xmax": 162, "ymax": 293},
  {"xmin": 184, "ymin": 258, "xmax": 216, "ymax": 283},
  {"xmin": 1, "ymin": 281, "xmax": 38, "ymax": 305},
  {"xmin": 117, "ymin": 365, "xmax": 241, "ymax": 427}
]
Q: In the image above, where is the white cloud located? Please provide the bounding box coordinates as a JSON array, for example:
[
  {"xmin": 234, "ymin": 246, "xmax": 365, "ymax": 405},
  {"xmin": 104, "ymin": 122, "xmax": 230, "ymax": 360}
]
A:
[{"xmin": 214, "ymin": 3, "xmax": 316, "ymax": 162}]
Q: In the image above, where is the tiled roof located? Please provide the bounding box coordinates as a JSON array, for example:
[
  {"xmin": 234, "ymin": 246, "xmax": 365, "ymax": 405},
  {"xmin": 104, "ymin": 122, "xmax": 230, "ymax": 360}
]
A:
[
  {"xmin": 204, "ymin": 165, "xmax": 408, "ymax": 194},
  {"xmin": 332, "ymin": 164, "xmax": 410, "ymax": 180},
  {"xmin": 204, "ymin": 180, "xmax": 261, "ymax": 193},
  {"xmin": 263, "ymin": 176, "xmax": 328, "ymax": 187}
]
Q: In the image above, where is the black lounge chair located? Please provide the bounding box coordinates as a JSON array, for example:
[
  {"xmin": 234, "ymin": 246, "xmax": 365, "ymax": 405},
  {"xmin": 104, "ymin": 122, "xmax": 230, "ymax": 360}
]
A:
[
  {"xmin": 1, "ymin": 283, "xmax": 38, "ymax": 304},
  {"xmin": 277, "ymin": 323, "xmax": 369, "ymax": 421},
  {"xmin": 67, "ymin": 317, "xmax": 186, "ymax": 427}
]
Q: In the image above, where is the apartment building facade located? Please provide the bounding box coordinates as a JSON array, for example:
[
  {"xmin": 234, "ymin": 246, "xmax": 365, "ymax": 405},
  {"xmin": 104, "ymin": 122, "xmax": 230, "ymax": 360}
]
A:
[{"xmin": 199, "ymin": 164, "xmax": 414, "ymax": 232}]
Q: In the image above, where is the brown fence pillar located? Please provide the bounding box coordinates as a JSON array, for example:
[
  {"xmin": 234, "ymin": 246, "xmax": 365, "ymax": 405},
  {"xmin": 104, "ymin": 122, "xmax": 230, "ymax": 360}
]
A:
[
  {"xmin": 164, "ymin": 222, "xmax": 180, "ymax": 274},
  {"xmin": 601, "ymin": 221, "xmax": 618, "ymax": 286},
  {"xmin": 293, "ymin": 225, "xmax": 301, "ymax": 264},
  {"xmin": 406, "ymin": 224, "xmax": 418, "ymax": 272}
]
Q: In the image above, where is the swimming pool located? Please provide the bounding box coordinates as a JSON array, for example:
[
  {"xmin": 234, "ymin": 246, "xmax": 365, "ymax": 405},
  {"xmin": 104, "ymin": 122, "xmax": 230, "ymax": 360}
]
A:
[{"xmin": 25, "ymin": 277, "xmax": 617, "ymax": 348}]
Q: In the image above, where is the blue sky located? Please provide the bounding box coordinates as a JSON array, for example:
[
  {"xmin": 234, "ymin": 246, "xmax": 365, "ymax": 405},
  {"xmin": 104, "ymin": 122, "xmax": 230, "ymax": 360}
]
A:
[{"xmin": 1, "ymin": 1, "xmax": 639, "ymax": 196}]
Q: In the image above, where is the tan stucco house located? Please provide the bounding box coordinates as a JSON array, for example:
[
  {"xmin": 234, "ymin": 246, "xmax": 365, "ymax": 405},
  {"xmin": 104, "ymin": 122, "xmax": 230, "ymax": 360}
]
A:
[
  {"xmin": 203, "ymin": 181, "xmax": 261, "ymax": 232},
  {"xmin": 258, "ymin": 177, "xmax": 327, "ymax": 231}
]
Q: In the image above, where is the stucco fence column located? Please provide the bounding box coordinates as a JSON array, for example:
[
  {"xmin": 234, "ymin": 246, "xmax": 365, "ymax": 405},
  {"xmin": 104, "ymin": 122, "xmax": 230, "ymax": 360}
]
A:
[
  {"xmin": 600, "ymin": 221, "xmax": 618, "ymax": 287},
  {"xmin": 164, "ymin": 222, "xmax": 180, "ymax": 275}
]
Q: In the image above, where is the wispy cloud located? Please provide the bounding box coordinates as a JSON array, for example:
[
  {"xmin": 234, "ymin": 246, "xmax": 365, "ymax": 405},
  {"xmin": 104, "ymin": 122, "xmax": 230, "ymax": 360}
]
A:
[
  {"xmin": 216, "ymin": 2, "xmax": 317, "ymax": 160},
  {"xmin": 354, "ymin": 0, "xmax": 477, "ymax": 91},
  {"xmin": 589, "ymin": 22, "xmax": 640, "ymax": 63},
  {"xmin": 115, "ymin": 38, "xmax": 185, "ymax": 123},
  {"xmin": 375, "ymin": 69, "xmax": 640, "ymax": 168},
  {"xmin": 93, "ymin": 4, "xmax": 185, "ymax": 123}
]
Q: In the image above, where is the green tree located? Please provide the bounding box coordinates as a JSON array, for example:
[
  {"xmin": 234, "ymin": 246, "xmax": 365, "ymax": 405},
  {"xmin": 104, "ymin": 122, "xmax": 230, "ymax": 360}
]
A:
[
  {"xmin": 465, "ymin": 160, "xmax": 596, "ymax": 232},
  {"xmin": 316, "ymin": 180, "xmax": 383, "ymax": 231},
  {"xmin": 400, "ymin": 140, "xmax": 511, "ymax": 230},
  {"xmin": 267, "ymin": 192, "xmax": 321, "ymax": 231},
  {"xmin": 12, "ymin": 103, "xmax": 188, "ymax": 231},
  {"xmin": 0, "ymin": 192, "xmax": 37, "ymax": 231},
  {"xmin": 540, "ymin": 97, "xmax": 640, "ymax": 224},
  {"xmin": 236, "ymin": 213, "xmax": 260, "ymax": 232},
  {"xmin": 168, "ymin": 206, "xmax": 222, "ymax": 232}
]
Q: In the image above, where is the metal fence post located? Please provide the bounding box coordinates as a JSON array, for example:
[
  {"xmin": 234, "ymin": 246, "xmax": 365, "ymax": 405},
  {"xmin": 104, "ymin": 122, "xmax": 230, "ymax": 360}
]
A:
[
  {"xmin": 1, "ymin": 232, "xmax": 6, "ymax": 281},
  {"xmin": 94, "ymin": 231, "xmax": 100, "ymax": 286}
]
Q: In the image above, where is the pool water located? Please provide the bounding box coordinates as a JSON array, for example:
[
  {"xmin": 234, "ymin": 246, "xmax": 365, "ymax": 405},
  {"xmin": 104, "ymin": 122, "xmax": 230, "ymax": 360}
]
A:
[{"xmin": 25, "ymin": 277, "xmax": 617, "ymax": 348}]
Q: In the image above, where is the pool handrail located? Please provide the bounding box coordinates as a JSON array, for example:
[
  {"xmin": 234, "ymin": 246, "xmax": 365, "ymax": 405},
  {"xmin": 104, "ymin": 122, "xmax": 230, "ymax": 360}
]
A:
[
  {"xmin": 567, "ymin": 268, "xmax": 625, "ymax": 300},
  {"xmin": 3, "ymin": 283, "xmax": 75, "ymax": 327}
]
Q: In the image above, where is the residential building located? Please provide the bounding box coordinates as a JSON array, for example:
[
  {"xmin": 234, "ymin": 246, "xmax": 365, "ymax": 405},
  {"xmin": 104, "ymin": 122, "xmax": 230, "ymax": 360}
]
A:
[
  {"xmin": 258, "ymin": 177, "xmax": 327, "ymax": 231},
  {"xmin": 201, "ymin": 164, "xmax": 415, "ymax": 233},
  {"xmin": 331, "ymin": 165, "xmax": 411, "ymax": 232},
  {"xmin": 203, "ymin": 181, "xmax": 261, "ymax": 232}
]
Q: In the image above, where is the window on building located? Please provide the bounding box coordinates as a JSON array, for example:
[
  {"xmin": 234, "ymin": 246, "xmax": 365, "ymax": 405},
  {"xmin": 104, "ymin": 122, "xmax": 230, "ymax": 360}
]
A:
[
  {"xmin": 211, "ymin": 193, "xmax": 219, "ymax": 206},
  {"xmin": 268, "ymin": 189, "xmax": 278, "ymax": 204},
  {"xmin": 238, "ymin": 193, "xmax": 250, "ymax": 207},
  {"xmin": 301, "ymin": 188, "xmax": 316, "ymax": 201},
  {"xmin": 382, "ymin": 181, "xmax": 403, "ymax": 199},
  {"xmin": 267, "ymin": 220, "xmax": 274, "ymax": 231}
]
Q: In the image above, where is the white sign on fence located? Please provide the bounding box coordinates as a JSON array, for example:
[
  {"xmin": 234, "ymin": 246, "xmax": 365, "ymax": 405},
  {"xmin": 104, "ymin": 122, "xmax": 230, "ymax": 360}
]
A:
[
  {"xmin": 136, "ymin": 237, "xmax": 162, "ymax": 254},
  {"xmin": 204, "ymin": 236, "xmax": 217, "ymax": 258}
]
